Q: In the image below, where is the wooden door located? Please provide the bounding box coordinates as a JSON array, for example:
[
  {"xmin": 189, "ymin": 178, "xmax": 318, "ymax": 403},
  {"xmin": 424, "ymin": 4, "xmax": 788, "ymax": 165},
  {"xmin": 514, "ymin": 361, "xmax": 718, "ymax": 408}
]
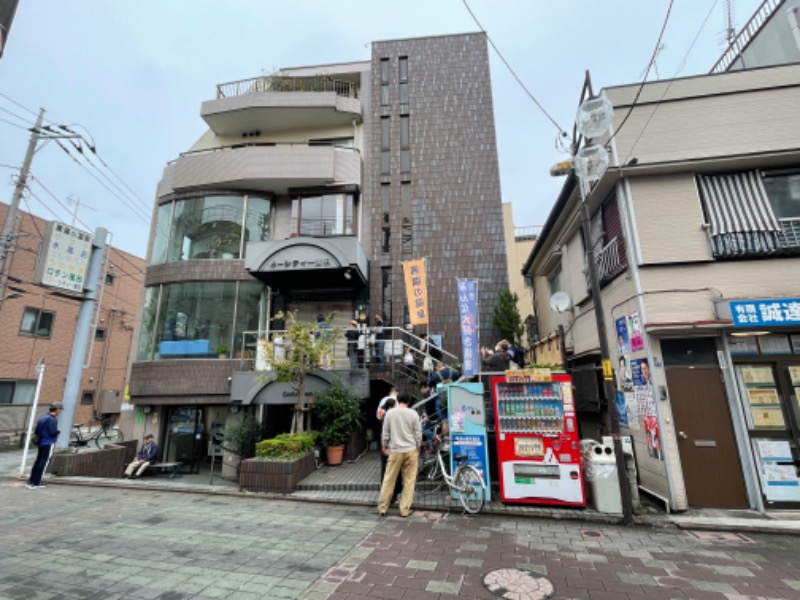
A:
[{"xmin": 665, "ymin": 367, "xmax": 748, "ymax": 508}]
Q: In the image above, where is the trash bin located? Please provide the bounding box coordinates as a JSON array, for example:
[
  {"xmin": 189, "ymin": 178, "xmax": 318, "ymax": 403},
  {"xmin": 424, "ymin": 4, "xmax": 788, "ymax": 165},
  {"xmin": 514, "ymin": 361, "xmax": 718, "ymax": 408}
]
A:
[
  {"xmin": 580, "ymin": 439, "xmax": 622, "ymax": 514},
  {"xmin": 604, "ymin": 435, "xmax": 640, "ymax": 514}
]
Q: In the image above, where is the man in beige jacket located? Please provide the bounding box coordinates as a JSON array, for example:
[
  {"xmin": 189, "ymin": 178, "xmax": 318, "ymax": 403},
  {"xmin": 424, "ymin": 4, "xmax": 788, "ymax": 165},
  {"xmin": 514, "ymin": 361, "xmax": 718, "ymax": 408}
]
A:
[{"xmin": 377, "ymin": 392, "xmax": 422, "ymax": 517}]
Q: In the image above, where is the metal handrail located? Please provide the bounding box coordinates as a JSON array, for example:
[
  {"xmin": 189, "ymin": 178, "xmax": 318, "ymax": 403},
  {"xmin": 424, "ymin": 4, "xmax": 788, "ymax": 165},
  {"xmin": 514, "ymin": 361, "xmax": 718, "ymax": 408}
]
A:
[{"xmin": 216, "ymin": 75, "xmax": 357, "ymax": 99}]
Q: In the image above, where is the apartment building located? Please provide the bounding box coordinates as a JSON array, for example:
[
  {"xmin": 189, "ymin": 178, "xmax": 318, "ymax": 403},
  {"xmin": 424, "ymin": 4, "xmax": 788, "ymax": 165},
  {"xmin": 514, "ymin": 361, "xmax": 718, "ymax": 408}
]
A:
[
  {"xmin": 525, "ymin": 60, "xmax": 800, "ymax": 512},
  {"xmin": 128, "ymin": 33, "xmax": 508, "ymax": 462},
  {"xmin": 0, "ymin": 203, "xmax": 144, "ymax": 449}
]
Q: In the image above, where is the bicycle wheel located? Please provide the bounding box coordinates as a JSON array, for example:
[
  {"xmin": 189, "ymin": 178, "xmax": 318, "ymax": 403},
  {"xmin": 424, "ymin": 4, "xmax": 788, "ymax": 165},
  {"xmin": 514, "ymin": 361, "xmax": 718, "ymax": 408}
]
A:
[
  {"xmin": 69, "ymin": 430, "xmax": 80, "ymax": 447},
  {"xmin": 95, "ymin": 428, "xmax": 124, "ymax": 449},
  {"xmin": 454, "ymin": 465, "xmax": 485, "ymax": 514}
]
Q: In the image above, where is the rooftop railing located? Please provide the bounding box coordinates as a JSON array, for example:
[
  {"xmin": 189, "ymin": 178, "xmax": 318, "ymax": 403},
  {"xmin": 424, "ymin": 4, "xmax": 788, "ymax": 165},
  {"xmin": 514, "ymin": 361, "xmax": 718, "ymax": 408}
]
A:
[
  {"xmin": 216, "ymin": 75, "xmax": 358, "ymax": 99},
  {"xmin": 710, "ymin": 0, "xmax": 784, "ymax": 74}
]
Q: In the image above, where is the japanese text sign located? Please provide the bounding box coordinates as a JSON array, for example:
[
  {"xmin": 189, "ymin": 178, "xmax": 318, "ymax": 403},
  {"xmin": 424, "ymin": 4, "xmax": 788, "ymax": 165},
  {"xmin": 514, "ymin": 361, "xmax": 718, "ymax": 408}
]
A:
[
  {"xmin": 34, "ymin": 221, "xmax": 93, "ymax": 293},
  {"xmin": 730, "ymin": 299, "xmax": 800, "ymax": 327},
  {"xmin": 457, "ymin": 278, "xmax": 479, "ymax": 376},
  {"xmin": 403, "ymin": 259, "xmax": 429, "ymax": 325}
]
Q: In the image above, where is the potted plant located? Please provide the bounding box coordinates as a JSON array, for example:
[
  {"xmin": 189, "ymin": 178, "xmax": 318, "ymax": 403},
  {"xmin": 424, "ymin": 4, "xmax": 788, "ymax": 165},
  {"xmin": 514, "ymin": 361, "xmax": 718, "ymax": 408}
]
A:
[
  {"xmin": 312, "ymin": 379, "xmax": 363, "ymax": 466},
  {"xmin": 221, "ymin": 415, "xmax": 261, "ymax": 480},
  {"xmin": 216, "ymin": 344, "xmax": 229, "ymax": 358}
]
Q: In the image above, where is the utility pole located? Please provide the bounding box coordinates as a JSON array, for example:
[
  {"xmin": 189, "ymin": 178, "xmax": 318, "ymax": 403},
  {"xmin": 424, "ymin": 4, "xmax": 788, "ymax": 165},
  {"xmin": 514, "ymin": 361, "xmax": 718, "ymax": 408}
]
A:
[
  {"xmin": 56, "ymin": 227, "xmax": 107, "ymax": 448},
  {"xmin": 0, "ymin": 108, "xmax": 45, "ymax": 306}
]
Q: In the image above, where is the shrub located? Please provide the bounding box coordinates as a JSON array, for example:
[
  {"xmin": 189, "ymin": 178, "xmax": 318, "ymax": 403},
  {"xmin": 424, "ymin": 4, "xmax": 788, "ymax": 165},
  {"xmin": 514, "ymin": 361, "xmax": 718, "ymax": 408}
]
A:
[
  {"xmin": 255, "ymin": 431, "xmax": 318, "ymax": 460},
  {"xmin": 312, "ymin": 379, "xmax": 363, "ymax": 447},
  {"xmin": 223, "ymin": 416, "xmax": 262, "ymax": 459}
]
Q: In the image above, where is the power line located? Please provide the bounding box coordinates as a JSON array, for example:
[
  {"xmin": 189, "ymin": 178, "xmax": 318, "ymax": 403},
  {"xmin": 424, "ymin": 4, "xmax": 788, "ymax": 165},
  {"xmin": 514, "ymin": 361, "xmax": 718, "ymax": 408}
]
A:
[
  {"xmin": 606, "ymin": 0, "xmax": 675, "ymax": 147},
  {"xmin": 0, "ymin": 115, "xmax": 29, "ymax": 130},
  {"xmin": 0, "ymin": 105, "xmax": 34, "ymax": 127},
  {"xmin": 460, "ymin": 0, "xmax": 567, "ymax": 136},
  {"xmin": 52, "ymin": 138, "xmax": 151, "ymax": 224},
  {"xmin": 623, "ymin": 0, "xmax": 720, "ymax": 164}
]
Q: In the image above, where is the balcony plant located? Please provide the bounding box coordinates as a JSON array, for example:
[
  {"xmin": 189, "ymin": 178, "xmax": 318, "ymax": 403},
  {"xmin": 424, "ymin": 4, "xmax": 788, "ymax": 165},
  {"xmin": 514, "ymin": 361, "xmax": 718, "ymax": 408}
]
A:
[
  {"xmin": 215, "ymin": 344, "xmax": 229, "ymax": 358},
  {"xmin": 311, "ymin": 379, "xmax": 363, "ymax": 466}
]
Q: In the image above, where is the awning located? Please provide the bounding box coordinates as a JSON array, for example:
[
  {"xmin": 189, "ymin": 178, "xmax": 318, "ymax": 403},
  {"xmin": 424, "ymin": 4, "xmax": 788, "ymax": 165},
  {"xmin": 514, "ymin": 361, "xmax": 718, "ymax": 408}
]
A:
[{"xmin": 697, "ymin": 172, "xmax": 781, "ymax": 256}]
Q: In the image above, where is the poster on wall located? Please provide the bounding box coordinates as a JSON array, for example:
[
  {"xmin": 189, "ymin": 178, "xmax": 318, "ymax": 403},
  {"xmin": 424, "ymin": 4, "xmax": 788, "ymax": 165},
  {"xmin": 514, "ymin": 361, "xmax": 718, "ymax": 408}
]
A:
[
  {"xmin": 615, "ymin": 392, "xmax": 629, "ymax": 428},
  {"xmin": 618, "ymin": 354, "xmax": 633, "ymax": 391},
  {"xmin": 753, "ymin": 439, "xmax": 800, "ymax": 502},
  {"xmin": 624, "ymin": 392, "xmax": 639, "ymax": 429},
  {"xmin": 615, "ymin": 317, "xmax": 630, "ymax": 355},
  {"xmin": 628, "ymin": 312, "xmax": 644, "ymax": 351},
  {"xmin": 643, "ymin": 415, "xmax": 663, "ymax": 461},
  {"xmin": 631, "ymin": 358, "xmax": 653, "ymax": 386}
]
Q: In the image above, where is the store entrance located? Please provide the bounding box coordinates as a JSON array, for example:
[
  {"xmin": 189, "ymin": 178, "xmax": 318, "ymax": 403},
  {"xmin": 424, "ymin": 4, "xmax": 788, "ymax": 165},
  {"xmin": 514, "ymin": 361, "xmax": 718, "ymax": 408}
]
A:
[
  {"xmin": 734, "ymin": 359, "xmax": 800, "ymax": 506},
  {"xmin": 662, "ymin": 337, "xmax": 748, "ymax": 508}
]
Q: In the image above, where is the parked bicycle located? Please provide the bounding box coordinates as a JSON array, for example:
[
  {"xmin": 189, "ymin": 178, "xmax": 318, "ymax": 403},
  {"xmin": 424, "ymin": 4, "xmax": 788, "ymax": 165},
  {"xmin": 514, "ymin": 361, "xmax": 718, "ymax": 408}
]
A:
[
  {"xmin": 418, "ymin": 432, "xmax": 486, "ymax": 514},
  {"xmin": 69, "ymin": 415, "xmax": 124, "ymax": 449}
]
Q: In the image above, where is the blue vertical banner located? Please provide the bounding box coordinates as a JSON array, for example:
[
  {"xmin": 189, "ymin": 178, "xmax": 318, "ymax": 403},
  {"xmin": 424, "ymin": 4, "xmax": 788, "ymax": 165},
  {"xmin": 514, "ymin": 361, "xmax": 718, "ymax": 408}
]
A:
[{"xmin": 457, "ymin": 278, "xmax": 479, "ymax": 376}]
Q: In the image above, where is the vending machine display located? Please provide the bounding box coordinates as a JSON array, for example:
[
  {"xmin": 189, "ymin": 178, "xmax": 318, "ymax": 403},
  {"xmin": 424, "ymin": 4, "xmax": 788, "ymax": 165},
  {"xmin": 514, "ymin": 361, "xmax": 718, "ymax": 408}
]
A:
[{"xmin": 493, "ymin": 372, "xmax": 585, "ymax": 506}]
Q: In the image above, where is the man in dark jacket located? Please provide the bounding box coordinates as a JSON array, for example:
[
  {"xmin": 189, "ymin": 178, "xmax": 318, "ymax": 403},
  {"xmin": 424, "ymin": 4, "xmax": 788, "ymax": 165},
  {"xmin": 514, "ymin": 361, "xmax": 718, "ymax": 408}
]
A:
[
  {"xmin": 123, "ymin": 434, "xmax": 160, "ymax": 479},
  {"xmin": 481, "ymin": 341, "xmax": 511, "ymax": 372},
  {"xmin": 27, "ymin": 402, "xmax": 62, "ymax": 489}
]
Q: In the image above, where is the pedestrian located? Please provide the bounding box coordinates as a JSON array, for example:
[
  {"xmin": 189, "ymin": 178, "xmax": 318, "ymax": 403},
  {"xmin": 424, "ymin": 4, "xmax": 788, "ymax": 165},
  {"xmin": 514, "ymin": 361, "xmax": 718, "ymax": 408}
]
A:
[
  {"xmin": 377, "ymin": 392, "xmax": 422, "ymax": 518},
  {"xmin": 427, "ymin": 363, "xmax": 460, "ymax": 435},
  {"xmin": 480, "ymin": 341, "xmax": 511, "ymax": 371},
  {"xmin": 123, "ymin": 434, "xmax": 160, "ymax": 479},
  {"xmin": 345, "ymin": 320, "xmax": 361, "ymax": 368},
  {"xmin": 376, "ymin": 388, "xmax": 403, "ymax": 503},
  {"xmin": 418, "ymin": 382, "xmax": 437, "ymax": 452},
  {"xmin": 372, "ymin": 314, "xmax": 386, "ymax": 372},
  {"xmin": 27, "ymin": 402, "xmax": 63, "ymax": 489}
]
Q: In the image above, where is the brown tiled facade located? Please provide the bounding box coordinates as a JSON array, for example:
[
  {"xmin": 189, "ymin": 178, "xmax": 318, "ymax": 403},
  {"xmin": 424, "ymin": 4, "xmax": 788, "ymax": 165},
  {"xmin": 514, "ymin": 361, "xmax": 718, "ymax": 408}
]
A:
[
  {"xmin": 0, "ymin": 204, "xmax": 144, "ymax": 449},
  {"xmin": 369, "ymin": 33, "xmax": 507, "ymax": 352}
]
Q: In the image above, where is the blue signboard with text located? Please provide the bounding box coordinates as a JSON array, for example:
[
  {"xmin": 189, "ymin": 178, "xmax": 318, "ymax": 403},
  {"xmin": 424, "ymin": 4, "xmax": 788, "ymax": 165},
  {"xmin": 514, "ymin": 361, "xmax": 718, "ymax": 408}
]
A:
[{"xmin": 730, "ymin": 299, "xmax": 800, "ymax": 327}]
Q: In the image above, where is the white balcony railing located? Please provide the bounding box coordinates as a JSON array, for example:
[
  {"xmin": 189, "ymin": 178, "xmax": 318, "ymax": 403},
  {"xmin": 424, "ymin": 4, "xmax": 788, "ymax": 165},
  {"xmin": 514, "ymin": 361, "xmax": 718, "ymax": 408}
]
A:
[{"xmin": 216, "ymin": 75, "xmax": 358, "ymax": 99}]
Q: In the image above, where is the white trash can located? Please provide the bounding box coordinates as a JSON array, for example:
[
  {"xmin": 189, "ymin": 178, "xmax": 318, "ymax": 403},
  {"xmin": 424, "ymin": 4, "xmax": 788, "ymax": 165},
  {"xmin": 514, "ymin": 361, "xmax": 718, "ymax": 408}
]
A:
[{"xmin": 581, "ymin": 440, "xmax": 622, "ymax": 514}]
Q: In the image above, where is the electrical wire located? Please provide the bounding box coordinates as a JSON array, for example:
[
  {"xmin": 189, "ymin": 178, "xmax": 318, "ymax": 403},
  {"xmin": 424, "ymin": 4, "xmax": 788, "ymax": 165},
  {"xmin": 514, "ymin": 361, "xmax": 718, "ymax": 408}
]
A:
[
  {"xmin": 622, "ymin": 0, "xmax": 719, "ymax": 165},
  {"xmin": 460, "ymin": 0, "xmax": 567, "ymax": 136},
  {"xmin": 0, "ymin": 116, "xmax": 29, "ymax": 130},
  {"xmin": 52, "ymin": 138, "xmax": 151, "ymax": 224},
  {"xmin": 0, "ymin": 106, "xmax": 34, "ymax": 127},
  {"xmin": 606, "ymin": 0, "xmax": 675, "ymax": 147}
]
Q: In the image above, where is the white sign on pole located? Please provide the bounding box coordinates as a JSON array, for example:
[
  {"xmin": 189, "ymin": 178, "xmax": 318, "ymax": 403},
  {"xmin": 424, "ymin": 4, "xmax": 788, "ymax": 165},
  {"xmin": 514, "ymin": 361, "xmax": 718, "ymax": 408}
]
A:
[{"xmin": 33, "ymin": 221, "xmax": 93, "ymax": 293}]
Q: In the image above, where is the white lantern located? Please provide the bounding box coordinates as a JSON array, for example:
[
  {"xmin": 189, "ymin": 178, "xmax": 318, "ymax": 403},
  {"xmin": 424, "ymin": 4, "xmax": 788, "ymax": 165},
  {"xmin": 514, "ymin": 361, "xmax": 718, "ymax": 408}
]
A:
[
  {"xmin": 574, "ymin": 145, "xmax": 609, "ymax": 182},
  {"xmin": 576, "ymin": 96, "xmax": 614, "ymax": 139}
]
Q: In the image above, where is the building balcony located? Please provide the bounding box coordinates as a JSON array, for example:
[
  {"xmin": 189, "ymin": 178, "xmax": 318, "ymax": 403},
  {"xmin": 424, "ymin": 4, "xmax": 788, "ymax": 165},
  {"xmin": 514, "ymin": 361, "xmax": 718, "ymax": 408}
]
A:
[
  {"xmin": 202, "ymin": 75, "xmax": 361, "ymax": 136},
  {"xmin": 584, "ymin": 236, "xmax": 628, "ymax": 289},
  {"xmin": 168, "ymin": 144, "xmax": 361, "ymax": 196}
]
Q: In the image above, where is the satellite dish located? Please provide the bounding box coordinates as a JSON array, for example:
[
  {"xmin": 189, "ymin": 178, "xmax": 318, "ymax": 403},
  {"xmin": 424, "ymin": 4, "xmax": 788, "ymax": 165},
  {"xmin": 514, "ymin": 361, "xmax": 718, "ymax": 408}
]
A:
[{"xmin": 549, "ymin": 291, "xmax": 572, "ymax": 313}]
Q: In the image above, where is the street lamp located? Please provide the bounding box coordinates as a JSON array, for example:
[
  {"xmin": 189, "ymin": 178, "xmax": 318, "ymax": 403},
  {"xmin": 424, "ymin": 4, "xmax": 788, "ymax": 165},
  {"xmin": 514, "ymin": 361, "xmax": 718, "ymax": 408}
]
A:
[{"xmin": 573, "ymin": 86, "xmax": 635, "ymax": 525}]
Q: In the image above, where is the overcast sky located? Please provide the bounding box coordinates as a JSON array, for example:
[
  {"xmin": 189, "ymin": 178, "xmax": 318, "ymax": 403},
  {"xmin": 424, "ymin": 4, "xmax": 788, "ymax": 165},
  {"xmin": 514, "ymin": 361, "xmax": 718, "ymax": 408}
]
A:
[{"xmin": 0, "ymin": 0, "xmax": 762, "ymax": 258}]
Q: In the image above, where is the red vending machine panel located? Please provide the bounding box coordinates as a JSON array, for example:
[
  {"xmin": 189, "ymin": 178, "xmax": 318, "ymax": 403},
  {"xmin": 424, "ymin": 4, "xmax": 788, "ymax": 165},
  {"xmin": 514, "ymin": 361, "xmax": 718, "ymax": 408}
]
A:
[{"xmin": 493, "ymin": 373, "xmax": 585, "ymax": 506}]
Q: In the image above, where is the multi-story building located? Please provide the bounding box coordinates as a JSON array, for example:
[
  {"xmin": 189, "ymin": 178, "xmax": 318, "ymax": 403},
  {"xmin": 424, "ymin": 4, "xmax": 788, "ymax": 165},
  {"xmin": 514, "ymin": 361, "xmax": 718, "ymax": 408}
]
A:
[
  {"xmin": 0, "ymin": 203, "xmax": 144, "ymax": 449},
  {"xmin": 524, "ymin": 2, "xmax": 800, "ymax": 512},
  {"xmin": 128, "ymin": 32, "xmax": 508, "ymax": 462}
]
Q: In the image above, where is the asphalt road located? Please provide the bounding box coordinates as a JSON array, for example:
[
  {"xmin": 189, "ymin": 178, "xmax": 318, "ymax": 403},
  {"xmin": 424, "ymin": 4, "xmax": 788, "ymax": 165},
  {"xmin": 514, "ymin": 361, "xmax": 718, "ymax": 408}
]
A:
[{"xmin": 3, "ymin": 478, "xmax": 800, "ymax": 600}]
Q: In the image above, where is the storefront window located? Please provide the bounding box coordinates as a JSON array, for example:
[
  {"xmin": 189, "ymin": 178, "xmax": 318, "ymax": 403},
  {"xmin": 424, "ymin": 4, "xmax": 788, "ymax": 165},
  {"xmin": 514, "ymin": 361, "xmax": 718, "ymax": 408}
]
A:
[
  {"xmin": 137, "ymin": 281, "xmax": 267, "ymax": 360},
  {"xmin": 151, "ymin": 194, "xmax": 272, "ymax": 264}
]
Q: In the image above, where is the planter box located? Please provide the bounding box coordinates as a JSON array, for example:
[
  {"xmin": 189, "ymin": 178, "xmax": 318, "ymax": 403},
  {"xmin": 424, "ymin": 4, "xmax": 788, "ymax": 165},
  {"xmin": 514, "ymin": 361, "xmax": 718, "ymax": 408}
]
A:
[
  {"xmin": 49, "ymin": 440, "xmax": 137, "ymax": 478},
  {"xmin": 239, "ymin": 452, "xmax": 316, "ymax": 494}
]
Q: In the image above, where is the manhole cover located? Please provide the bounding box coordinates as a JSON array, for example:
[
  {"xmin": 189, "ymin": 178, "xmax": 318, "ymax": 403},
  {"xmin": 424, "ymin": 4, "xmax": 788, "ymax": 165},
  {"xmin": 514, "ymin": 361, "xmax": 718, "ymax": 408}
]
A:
[
  {"xmin": 686, "ymin": 530, "xmax": 754, "ymax": 544},
  {"xmin": 580, "ymin": 529, "xmax": 606, "ymax": 539},
  {"xmin": 484, "ymin": 568, "xmax": 554, "ymax": 599}
]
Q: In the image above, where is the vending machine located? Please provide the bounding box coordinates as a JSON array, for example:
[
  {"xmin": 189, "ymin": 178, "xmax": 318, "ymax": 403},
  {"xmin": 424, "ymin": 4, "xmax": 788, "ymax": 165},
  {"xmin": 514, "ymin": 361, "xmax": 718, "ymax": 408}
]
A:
[{"xmin": 492, "ymin": 371, "xmax": 585, "ymax": 507}]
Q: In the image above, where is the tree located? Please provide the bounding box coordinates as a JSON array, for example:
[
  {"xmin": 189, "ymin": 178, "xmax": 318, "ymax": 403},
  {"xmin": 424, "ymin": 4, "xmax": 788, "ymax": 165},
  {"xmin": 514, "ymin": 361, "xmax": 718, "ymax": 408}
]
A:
[
  {"xmin": 265, "ymin": 310, "xmax": 338, "ymax": 434},
  {"xmin": 491, "ymin": 289, "xmax": 523, "ymax": 344}
]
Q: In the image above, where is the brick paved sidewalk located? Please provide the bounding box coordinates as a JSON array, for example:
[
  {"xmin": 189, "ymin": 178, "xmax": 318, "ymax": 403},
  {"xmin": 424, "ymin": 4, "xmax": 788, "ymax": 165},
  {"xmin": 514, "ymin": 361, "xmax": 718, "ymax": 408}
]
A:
[{"xmin": 305, "ymin": 510, "xmax": 800, "ymax": 600}]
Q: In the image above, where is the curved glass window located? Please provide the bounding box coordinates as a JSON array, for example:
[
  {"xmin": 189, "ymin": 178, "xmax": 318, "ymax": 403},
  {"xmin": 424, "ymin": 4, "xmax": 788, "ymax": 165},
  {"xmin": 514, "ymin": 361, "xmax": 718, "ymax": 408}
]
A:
[
  {"xmin": 151, "ymin": 194, "xmax": 272, "ymax": 264},
  {"xmin": 137, "ymin": 281, "xmax": 265, "ymax": 361}
]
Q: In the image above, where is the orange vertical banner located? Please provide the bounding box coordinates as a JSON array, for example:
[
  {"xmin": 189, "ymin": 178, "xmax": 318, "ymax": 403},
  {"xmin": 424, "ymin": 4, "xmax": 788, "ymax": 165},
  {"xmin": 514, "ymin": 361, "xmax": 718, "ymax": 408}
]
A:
[{"xmin": 402, "ymin": 259, "xmax": 429, "ymax": 325}]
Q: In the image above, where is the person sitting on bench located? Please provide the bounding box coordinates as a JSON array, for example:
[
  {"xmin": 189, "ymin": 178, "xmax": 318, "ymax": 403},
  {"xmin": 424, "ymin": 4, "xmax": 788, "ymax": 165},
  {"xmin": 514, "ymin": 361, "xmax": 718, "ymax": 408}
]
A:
[{"xmin": 123, "ymin": 434, "xmax": 159, "ymax": 479}]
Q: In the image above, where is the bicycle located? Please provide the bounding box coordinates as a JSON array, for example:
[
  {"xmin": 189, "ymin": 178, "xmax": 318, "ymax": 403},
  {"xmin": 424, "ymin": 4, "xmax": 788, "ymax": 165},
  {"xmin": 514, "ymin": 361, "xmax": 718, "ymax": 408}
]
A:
[
  {"xmin": 69, "ymin": 415, "xmax": 124, "ymax": 449},
  {"xmin": 419, "ymin": 432, "xmax": 486, "ymax": 514}
]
